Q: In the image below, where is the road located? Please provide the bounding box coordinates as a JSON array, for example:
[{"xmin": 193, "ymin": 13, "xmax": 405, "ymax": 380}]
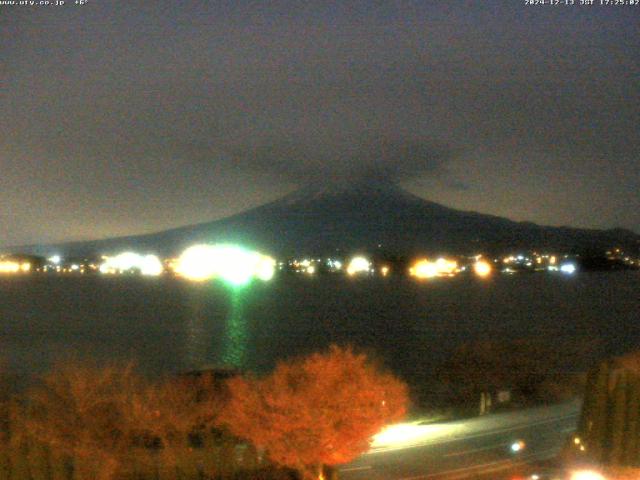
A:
[{"xmin": 340, "ymin": 399, "xmax": 581, "ymax": 480}]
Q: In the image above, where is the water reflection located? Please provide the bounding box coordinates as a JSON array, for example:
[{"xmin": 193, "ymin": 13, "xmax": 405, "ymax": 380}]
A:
[
  {"xmin": 183, "ymin": 288, "xmax": 212, "ymax": 369},
  {"xmin": 183, "ymin": 285, "xmax": 249, "ymax": 370},
  {"xmin": 222, "ymin": 290, "xmax": 248, "ymax": 367}
]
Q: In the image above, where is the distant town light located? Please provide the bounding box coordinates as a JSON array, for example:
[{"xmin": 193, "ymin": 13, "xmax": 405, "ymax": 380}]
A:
[
  {"xmin": 140, "ymin": 255, "xmax": 164, "ymax": 276},
  {"xmin": 175, "ymin": 244, "xmax": 218, "ymax": 281},
  {"xmin": 438, "ymin": 258, "xmax": 457, "ymax": 275},
  {"xmin": 410, "ymin": 259, "xmax": 438, "ymax": 279},
  {"xmin": 347, "ymin": 256, "xmax": 371, "ymax": 276},
  {"xmin": 473, "ymin": 260, "xmax": 492, "ymax": 277},
  {"xmin": 323, "ymin": 258, "xmax": 343, "ymax": 273},
  {"xmin": 108, "ymin": 252, "xmax": 139, "ymax": 271},
  {"xmin": 560, "ymin": 263, "xmax": 577, "ymax": 275},
  {"xmin": 213, "ymin": 247, "xmax": 258, "ymax": 286},
  {"xmin": 436, "ymin": 258, "xmax": 455, "ymax": 270},
  {"xmin": 0, "ymin": 261, "xmax": 21, "ymax": 273},
  {"xmin": 99, "ymin": 252, "xmax": 163, "ymax": 276},
  {"xmin": 410, "ymin": 258, "xmax": 458, "ymax": 279},
  {"xmin": 256, "ymin": 255, "xmax": 276, "ymax": 281},
  {"xmin": 48, "ymin": 255, "xmax": 61, "ymax": 265},
  {"xmin": 0, "ymin": 260, "xmax": 32, "ymax": 274}
]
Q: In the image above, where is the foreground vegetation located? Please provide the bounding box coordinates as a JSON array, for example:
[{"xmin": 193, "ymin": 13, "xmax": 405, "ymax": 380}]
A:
[
  {"xmin": 0, "ymin": 346, "xmax": 408, "ymax": 480},
  {"xmin": 0, "ymin": 338, "xmax": 617, "ymax": 480}
]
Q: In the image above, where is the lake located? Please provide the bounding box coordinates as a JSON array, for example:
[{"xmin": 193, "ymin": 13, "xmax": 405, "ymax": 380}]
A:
[{"xmin": 1, "ymin": 272, "xmax": 639, "ymax": 390}]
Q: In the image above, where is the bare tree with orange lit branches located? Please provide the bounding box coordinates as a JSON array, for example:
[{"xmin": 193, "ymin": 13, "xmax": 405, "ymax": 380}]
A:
[
  {"xmin": 24, "ymin": 361, "xmax": 226, "ymax": 480},
  {"xmin": 25, "ymin": 361, "xmax": 141, "ymax": 480}
]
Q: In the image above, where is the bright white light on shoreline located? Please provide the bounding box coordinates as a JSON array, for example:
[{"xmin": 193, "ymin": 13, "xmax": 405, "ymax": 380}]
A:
[
  {"xmin": 99, "ymin": 252, "xmax": 163, "ymax": 276},
  {"xmin": 175, "ymin": 245, "xmax": 217, "ymax": 281},
  {"xmin": 176, "ymin": 244, "xmax": 275, "ymax": 285},
  {"xmin": 140, "ymin": 255, "xmax": 164, "ymax": 276},
  {"xmin": 347, "ymin": 256, "xmax": 371, "ymax": 276},
  {"xmin": 256, "ymin": 255, "xmax": 276, "ymax": 281},
  {"xmin": 560, "ymin": 263, "xmax": 577, "ymax": 274}
]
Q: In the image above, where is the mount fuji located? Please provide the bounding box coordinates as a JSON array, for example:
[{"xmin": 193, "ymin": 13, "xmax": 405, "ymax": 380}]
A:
[{"xmin": 13, "ymin": 181, "xmax": 640, "ymax": 258}]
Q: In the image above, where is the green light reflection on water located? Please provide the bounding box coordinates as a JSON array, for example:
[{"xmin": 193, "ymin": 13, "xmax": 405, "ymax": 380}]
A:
[
  {"xmin": 221, "ymin": 285, "xmax": 249, "ymax": 367},
  {"xmin": 183, "ymin": 281, "xmax": 250, "ymax": 370}
]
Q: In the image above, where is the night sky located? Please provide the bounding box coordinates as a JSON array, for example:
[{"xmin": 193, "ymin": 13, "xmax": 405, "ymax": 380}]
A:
[{"xmin": 1, "ymin": 1, "xmax": 639, "ymax": 247}]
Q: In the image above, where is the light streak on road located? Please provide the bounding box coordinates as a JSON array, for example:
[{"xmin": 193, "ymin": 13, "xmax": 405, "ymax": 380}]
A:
[
  {"xmin": 343, "ymin": 400, "xmax": 582, "ymax": 480},
  {"xmin": 369, "ymin": 401, "xmax": 580, "ymax": 454},
  {"xmin": 371, "ymin": 422, "xmax": 467, "ymax": 452}
]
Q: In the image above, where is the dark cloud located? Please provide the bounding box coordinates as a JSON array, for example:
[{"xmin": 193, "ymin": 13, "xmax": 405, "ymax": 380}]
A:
[{"xmin": 228, "ymin": 136, "xmax": 455, "ymax": 186}]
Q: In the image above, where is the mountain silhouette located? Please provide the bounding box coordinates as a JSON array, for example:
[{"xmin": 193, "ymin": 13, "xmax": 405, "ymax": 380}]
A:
[{"xmin": 12, "ymin": 182, "xmax": 640, "ymax": 258}]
